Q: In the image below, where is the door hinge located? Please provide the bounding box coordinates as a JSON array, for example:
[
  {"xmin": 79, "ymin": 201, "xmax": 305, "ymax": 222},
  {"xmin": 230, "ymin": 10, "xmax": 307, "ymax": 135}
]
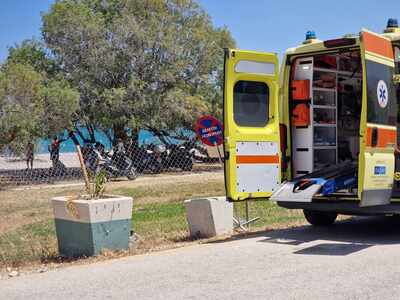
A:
[
  {"xmin": 225, "ymin": 151, "xmax": 230, "ymax": 160},
  {"xmin": 224, "ymin": 48, "xmax": 230, "ymax": 59}
]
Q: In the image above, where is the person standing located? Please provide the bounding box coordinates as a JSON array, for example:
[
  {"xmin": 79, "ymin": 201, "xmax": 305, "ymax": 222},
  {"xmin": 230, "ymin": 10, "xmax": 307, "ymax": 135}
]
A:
[
  {"xmin": 48, "ymin": 136, "xmax": 61, "ymax": 168},
  {"xmin": 25, "ymin": 141, "xmax": 34, "ymax": 170}
]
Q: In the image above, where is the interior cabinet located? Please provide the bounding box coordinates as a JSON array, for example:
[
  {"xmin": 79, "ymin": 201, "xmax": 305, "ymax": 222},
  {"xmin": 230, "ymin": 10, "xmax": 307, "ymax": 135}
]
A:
[{"xmin": 291, "ymin": 57, "xmax": 338, "ymax": 177}]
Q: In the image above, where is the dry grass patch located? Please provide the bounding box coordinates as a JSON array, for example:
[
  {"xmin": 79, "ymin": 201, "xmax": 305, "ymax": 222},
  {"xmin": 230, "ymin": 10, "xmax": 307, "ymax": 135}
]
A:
[
  {"xmin": 113, "ymin": 179, "xmax": 224, "ymax": 204},
  {"xmin": 0, "ymin": 171, "xmax": 307, "ymax": 271}
]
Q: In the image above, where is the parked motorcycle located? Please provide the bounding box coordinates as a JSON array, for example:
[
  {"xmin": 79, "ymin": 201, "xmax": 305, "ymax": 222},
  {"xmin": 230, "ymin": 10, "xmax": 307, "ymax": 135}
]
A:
[
  {"xmin": 100, "ymin": 152, "xmax": 137, "ymax": 181},
  {"xmin": 126, "ymin": 142, "xmax": 163, "ymax": 174},
  {"xmin": 82, "ymin": 143, "xmax": 137, "ymax": 180},
  {"xmin": 144, "ymin": 127, "xmax": 194, "ymax": 171},
  {"xmin": 164, "ymin": 143, "xmax": 193, "ymax": 171},
  {"xmin": 151, "ymin": 142, "xmax": 192, "ymax": 171},
  {"xmin": 82, "ymin": 143, "xmax": 99, "ymax": 174}
]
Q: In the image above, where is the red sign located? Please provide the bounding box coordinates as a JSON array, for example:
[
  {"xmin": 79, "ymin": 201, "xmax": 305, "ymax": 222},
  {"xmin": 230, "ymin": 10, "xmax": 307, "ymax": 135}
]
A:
[{"xmin": 195, "ymin": 116, "xmax": 223, "ymax": 146}]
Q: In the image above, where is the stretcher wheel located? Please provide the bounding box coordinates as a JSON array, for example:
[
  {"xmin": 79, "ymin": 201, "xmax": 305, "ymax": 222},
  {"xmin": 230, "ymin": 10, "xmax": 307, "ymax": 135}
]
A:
[{"xmin": 303, "ymin": 210, "xmax": 338, "ymax": 226}]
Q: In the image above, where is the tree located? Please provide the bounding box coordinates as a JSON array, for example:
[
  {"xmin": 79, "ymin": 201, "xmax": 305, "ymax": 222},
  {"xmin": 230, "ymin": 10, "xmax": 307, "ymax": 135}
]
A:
[
  {"xmin": 42, "ymin": 0, "xmax": 235, "ymax": 143},
  {"xmin": 0, "ymin": 63, "xmax": 44, "ymax": 153},
  {"xmin": 41, "ymin": 77, "xmax": 80, "ymax": 137},
  {"xmin": 7, "ymin": 40, "xmax": 59, "ymax": 77},
  {"xmin": 0, "ymin": 41, "xmax": 80, "ymax": 154}
]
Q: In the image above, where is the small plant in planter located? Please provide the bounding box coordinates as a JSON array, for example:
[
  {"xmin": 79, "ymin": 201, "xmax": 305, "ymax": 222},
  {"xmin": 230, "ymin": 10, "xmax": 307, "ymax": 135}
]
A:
[{"xmin": 51, "ymin": 146, "xmax": 133, "ymax": 258}]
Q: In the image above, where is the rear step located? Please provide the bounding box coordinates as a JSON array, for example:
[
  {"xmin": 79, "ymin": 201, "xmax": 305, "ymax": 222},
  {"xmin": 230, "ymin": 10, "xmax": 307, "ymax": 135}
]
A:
[{"xmin": 270, "ymin": 162, "xmax": 357, "ymax": 203}]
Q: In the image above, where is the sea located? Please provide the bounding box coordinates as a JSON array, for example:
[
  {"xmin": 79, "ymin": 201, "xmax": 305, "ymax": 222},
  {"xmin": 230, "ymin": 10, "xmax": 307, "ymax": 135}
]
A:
[{"xmin": 36, "ymin": 128, "xmax": 195, "ymax": 154}]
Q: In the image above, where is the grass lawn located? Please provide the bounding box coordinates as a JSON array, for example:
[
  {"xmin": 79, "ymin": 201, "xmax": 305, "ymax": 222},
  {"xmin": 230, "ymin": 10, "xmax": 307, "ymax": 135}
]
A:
[{"xmin": 0, "ymin": 171, "xmax": 305, "ymax": 270}]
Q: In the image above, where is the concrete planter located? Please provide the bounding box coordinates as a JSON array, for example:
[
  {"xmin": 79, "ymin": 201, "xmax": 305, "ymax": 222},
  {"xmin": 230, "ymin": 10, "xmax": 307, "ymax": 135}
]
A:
[
  {"xmin": 184, "ymin": 197, "xmax": 233, "ymax": 238},
  {"xmin": 51, "ymin": 195, "xmax": 133, "ymax": 257}
]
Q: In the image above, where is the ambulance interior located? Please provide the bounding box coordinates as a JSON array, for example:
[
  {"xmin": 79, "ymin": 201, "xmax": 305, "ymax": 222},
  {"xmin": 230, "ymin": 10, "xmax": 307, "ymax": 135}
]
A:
[{"xmin": 289, "ymin": 51, "xmax": 362, "ymax": 194}]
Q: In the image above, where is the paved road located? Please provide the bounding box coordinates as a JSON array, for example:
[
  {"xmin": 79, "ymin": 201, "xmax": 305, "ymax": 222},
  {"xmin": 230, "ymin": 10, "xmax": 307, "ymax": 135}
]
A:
[{"xmin": 2, "ymin": 216, "xmax": 400, "ymax": 299}]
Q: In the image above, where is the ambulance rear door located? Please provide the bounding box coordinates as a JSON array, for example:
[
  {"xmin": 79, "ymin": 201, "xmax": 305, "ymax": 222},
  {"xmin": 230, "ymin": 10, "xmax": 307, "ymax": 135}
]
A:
[
  {"xmin": 358, "ymin": 29, "xmax": 397, "ymax": 206},
  {"xmin": 223, "ymin": 49, "xmax": 281, "ymax": 201}
]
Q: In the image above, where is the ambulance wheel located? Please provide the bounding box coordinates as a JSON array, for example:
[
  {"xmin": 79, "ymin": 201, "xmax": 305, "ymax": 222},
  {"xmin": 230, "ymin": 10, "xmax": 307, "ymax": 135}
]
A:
[{"xmin": 303, "ymin": 210, "xmax": 338, "ymax": 226}]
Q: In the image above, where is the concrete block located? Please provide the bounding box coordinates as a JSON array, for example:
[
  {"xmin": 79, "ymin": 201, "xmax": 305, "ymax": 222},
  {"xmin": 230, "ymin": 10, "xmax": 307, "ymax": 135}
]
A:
[
  {"xmin": 52, "ymin": 196, "xmax": 133, "ymax": 223},
  {"xmin": 184, "ymin": 197, "xmax": 233, "ymax": 238},
  {"xmin": 51, "ymin": 196, "xmax": 133, "ymax": 257}
]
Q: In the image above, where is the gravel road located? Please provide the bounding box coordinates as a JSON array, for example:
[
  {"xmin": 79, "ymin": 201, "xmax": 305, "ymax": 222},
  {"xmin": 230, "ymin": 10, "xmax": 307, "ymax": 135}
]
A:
[{"xmin": 2, "ymin": 216, "xmax": 400, "ymax": 299}]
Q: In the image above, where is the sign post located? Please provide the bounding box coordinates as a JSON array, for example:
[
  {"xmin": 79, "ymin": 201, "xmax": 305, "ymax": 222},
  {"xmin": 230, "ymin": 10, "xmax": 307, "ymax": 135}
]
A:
[{"xmin": 195, "ymin": 116, "xmax": 224, "ymax": 163}]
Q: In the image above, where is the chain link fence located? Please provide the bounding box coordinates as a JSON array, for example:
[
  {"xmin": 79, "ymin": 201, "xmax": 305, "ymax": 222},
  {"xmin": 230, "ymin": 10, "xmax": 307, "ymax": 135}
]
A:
[
  {"xmin": 0, "ymin": 131, "xmax": 223, "ymax": 187},
  {"xmin": 0, "ymin": 133, "xmax": 305, "ymax": 268},
  {"xmin": 0, "ymin": 132, "xmax": 226, "ymax": 265}
]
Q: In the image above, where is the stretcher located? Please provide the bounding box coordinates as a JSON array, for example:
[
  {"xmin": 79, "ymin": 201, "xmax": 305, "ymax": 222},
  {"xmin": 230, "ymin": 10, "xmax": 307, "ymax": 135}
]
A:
[{"xmin": 270, "ymin": 162, "xmax": 357, "ymax": 203}]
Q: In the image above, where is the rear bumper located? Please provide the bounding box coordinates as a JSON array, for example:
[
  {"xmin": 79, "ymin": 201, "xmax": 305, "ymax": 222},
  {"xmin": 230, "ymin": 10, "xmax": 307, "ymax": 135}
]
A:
[{"xmin": 277, "ymin": 200, "xmax": 400, "ymax": 215}]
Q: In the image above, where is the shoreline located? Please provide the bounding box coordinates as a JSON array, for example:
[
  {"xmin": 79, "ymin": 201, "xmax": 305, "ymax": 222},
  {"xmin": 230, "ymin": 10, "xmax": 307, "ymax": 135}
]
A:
[{"xmin": 0, "ymin": 152, "xmax": 80, "ymax": 170}]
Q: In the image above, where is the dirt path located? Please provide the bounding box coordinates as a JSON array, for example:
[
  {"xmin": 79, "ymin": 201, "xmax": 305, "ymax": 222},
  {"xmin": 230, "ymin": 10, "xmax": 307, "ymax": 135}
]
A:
[{"xmin": 10, "ymin": 169, "xmax": 223, "ymax": 191}]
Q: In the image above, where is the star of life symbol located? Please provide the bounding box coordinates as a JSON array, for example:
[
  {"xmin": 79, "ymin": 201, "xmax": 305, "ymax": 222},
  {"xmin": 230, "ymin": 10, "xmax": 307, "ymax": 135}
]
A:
[{"xmin": 377, "ymin": 80, "xmax": 388, "ymax": 108}]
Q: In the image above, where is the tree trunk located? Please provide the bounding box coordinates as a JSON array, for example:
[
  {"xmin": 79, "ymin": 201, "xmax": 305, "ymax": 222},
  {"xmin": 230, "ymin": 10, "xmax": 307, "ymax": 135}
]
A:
[
  {"xmin": 68, "ymin": 130, "xmax": 81, "ymax": 146},
  {"xmin": 112, "ymin": 123, "xmax": 128, "ymax": 146},
  {"xmin": 130, "ymin": 127, "xmax": 140, "ymax": 144},
  {"xmin": 87, "ymin": 124, "xmax": 96, "ymax": 143}
]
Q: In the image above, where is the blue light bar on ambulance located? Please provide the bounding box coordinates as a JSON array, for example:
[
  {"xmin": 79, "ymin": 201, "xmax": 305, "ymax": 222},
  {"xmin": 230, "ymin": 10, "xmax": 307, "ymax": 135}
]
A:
[
  {"xmin": 305, "ymin": 31, "xmax": 317, "ymax": 40},
  {"xmin": 387, "ymin": 18, "xmax": 399, "ymax": 28},
  {"xmin": 323, "ymin": 38, "xmax": 356, "ymax": 48}
]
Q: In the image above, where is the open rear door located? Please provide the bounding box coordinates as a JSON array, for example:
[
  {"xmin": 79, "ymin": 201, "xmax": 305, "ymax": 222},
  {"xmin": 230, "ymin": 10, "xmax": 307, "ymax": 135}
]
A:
[
  {"xmin": 359, "ymin": 30, "xmax": 397, "ymax": 207},
  {"xmin": 223, "ymin": 49, "xmax": 281, "ymax": 201}
]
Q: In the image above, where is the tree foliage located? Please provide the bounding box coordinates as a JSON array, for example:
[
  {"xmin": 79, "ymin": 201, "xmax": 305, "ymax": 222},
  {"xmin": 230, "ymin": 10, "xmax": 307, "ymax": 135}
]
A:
[
  {"xmin": 7, "ymin": 40, "xmax": 59, "ymax": 76},
  {"xmin": 0, "ymin": 41, "xmax": 79, "ymax": 153},
  {"xmin": 0, "ymin": 63, "xmax": 43, "ymax": 152},
  {"xmin": 42, "ymin": 0, "xmax": 235, "ymax": 142},
  {"xmin": 0, "ymin": 0, "xmax": 235, "ymax": 153}
]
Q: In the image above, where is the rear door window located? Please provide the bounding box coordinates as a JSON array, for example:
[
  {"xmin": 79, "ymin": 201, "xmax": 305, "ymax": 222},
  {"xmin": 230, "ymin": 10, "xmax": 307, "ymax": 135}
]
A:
[{"xmin": 233, "ymin": 81, "xmax": 269, "ymax": 127}]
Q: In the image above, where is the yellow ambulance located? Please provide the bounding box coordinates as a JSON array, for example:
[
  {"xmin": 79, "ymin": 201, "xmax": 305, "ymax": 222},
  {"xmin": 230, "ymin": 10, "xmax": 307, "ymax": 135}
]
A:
[{"xmin": 223, "ymin": 19, "xmax": 400, "ymax": 225}]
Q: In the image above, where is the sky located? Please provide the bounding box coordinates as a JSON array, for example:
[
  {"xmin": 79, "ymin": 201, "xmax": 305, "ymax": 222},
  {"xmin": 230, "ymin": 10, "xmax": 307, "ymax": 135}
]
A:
[{"xmin": 1, "ymin": 0, "xmax": 400, "ymax": 62}]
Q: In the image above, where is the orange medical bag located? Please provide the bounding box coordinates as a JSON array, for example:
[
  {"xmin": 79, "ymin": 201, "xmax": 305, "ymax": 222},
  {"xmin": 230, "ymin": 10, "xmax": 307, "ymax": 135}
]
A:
[
  {"xmin": 291, "ymin": 80, "xmax": 310, "ymax": 100},
  {"xmin": 292, "ymin": 103, "xmax": 310, "ymax": 127}
]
